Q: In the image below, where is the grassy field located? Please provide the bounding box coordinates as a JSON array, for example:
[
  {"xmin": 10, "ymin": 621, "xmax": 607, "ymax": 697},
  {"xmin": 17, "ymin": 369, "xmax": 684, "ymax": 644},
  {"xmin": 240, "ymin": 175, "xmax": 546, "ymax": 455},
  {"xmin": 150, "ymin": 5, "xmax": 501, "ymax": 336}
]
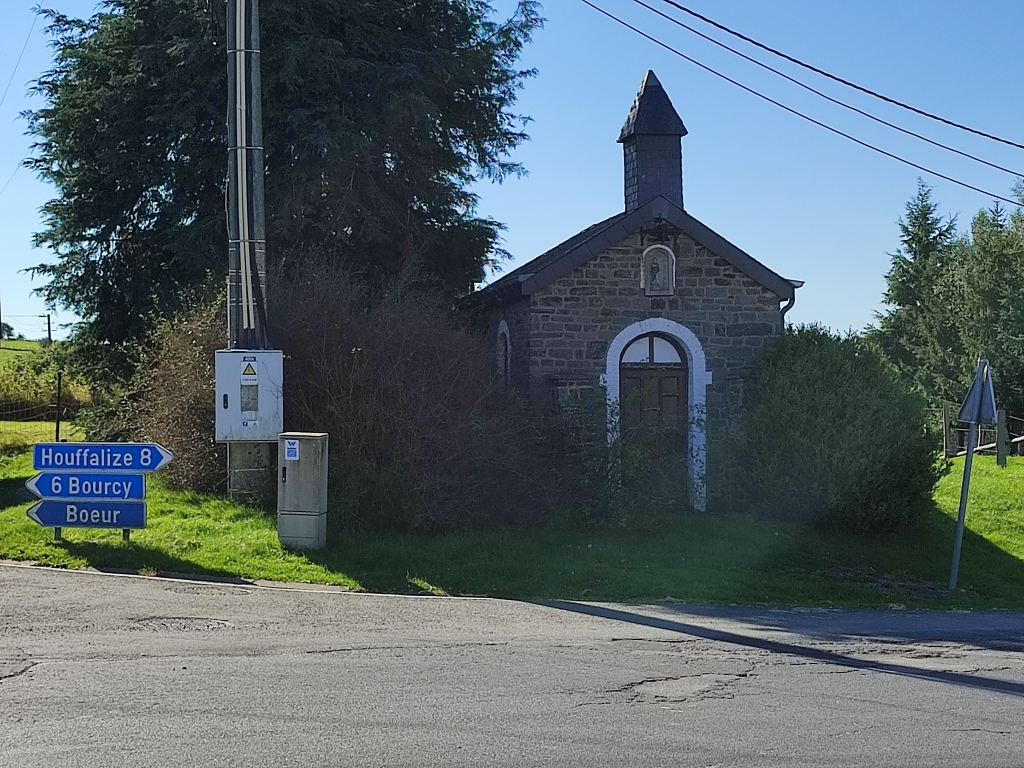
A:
[
  {"xmin": 0, "ymin": 421, "xmax": 83, "ymax": 455},
  {"xmin": 0, "ymin": 339, "xmax": 41, "ymax": 365},
  {"xmin": 1, "ymin": 450, "xmax": 1022, "ymax": 607}
]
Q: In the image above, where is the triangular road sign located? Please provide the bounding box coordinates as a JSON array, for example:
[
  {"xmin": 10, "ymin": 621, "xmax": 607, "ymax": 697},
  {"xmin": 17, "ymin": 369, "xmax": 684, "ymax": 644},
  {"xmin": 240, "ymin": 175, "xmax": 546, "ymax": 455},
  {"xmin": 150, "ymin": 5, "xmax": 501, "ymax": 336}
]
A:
[{"xmin": 957, "ymin": 359, "xmax": 998, "ymax": 425}]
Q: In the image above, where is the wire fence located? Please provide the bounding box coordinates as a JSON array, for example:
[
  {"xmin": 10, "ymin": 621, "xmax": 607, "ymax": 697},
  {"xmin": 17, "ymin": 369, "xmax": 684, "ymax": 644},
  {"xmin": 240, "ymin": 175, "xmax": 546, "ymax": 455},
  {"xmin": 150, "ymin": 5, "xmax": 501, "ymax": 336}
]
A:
[
  {"xmin": 934, "ymin": 405, "xmax": 1023, "ymax": 464},
  {"xmin": 0, "ymin": 371, "xmax": 83, "ymax": 454}
]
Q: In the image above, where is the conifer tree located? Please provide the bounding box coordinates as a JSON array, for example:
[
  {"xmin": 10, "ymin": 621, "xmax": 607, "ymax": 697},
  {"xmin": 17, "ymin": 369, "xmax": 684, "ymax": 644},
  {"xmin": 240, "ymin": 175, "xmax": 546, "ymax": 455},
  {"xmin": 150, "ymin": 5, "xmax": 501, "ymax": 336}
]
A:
[
  {"xmin": 871, "ymin": 182, "xmax": 1024, "ymax": 414},
  {"xmin": 27, "ymin": 0, "xmax": 542, "ymax": 377}
]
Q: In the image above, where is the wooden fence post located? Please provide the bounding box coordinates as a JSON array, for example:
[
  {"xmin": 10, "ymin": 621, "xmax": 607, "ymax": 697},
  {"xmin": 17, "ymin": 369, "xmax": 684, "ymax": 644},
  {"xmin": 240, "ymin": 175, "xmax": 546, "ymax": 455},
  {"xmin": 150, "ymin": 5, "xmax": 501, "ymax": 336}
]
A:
[
  {"xmin": 997, "ymin": 409, "xmax": 1008, "ymax": 467},
  {"xmin": 942, "ymin": 404, "xmax": 952, "ymax": 458},
  {"xmin": 54, "ymin": 370, "xmax": 63, "ymax": 442}
]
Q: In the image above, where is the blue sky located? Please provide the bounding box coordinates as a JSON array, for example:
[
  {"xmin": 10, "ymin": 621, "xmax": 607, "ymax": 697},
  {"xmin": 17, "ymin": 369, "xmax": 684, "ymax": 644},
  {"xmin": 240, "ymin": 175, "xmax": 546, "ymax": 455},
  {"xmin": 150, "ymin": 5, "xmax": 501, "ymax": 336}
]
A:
[{"xmin": 2, "ymin": 0, "xmax": 1022, "ymax": 340}]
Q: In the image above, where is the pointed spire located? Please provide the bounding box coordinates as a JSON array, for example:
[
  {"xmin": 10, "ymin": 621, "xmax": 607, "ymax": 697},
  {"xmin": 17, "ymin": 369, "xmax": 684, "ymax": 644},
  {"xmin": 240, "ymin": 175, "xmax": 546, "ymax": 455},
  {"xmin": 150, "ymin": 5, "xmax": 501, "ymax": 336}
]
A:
[
  {"xmin": 618, "ymin": 70, "xmax": 688, "ymax": 142},
  {"xmin": 619, "ymin": 71, "xmax": 687, "ymax": 212}
]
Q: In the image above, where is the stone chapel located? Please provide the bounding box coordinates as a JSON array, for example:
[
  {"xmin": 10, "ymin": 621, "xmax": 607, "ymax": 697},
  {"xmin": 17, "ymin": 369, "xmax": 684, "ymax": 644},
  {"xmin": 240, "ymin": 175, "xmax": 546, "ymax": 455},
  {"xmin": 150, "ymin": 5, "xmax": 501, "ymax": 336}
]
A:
[{"xmin": 471, "ymin": 71, "xmax": 802, "ymax": 508}]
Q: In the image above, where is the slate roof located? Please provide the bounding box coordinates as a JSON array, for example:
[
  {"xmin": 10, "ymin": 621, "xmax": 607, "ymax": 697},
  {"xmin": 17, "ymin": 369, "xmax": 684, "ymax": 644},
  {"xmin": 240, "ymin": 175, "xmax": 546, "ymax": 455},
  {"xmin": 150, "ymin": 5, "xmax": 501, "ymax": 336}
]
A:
[
  {"xmin": 618, "ymin": 70, "xmax": 688, "ymax": 141},
  {"xmin": 472, "ymin": 196, "xmax": 798, "ymax": 305}
]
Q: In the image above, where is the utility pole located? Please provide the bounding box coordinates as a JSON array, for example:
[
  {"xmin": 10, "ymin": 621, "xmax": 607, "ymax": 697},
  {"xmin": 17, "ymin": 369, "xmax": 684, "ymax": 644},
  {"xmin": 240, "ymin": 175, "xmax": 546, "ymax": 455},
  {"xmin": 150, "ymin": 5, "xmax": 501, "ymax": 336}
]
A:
[
  {"xmin": 227, "ymin": 0, "xmax": 268, "ymax": 351},
  {"xmin": 221, "ymin": 0, "xmax": 281, "ymax": 503}
]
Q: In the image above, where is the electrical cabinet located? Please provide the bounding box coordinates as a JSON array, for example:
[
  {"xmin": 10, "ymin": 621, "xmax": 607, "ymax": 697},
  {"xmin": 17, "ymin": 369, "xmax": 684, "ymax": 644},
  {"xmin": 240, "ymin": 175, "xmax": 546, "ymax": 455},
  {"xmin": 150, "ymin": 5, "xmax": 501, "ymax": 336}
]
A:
[
  {"xmin": 277, "ymin": 432, "xmax": 328, "ymax": 550},
  {"xmin": 215, "ymin": 349, "xmax": 283, "ymax": 442}
]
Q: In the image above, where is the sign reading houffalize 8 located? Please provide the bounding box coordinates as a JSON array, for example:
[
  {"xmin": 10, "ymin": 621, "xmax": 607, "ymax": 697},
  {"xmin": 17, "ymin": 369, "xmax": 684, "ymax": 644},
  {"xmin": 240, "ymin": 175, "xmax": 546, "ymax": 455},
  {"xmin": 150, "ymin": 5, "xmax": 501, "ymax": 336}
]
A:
[
  {"xmin": 26, "ymin": 442, "xmax": 173, "ymax": 533},
  {"xmin": 33, "ymin": 443, "xmax": 173, "ymax": 471}
]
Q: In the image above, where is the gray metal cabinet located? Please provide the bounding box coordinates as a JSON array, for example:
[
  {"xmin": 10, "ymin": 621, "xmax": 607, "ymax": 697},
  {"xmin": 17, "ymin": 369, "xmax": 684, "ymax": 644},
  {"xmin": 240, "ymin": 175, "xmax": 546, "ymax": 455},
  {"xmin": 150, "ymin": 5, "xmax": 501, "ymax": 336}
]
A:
[{"xmin": 277, "ymin": 432, "xmax": 328, "ymax": 549}]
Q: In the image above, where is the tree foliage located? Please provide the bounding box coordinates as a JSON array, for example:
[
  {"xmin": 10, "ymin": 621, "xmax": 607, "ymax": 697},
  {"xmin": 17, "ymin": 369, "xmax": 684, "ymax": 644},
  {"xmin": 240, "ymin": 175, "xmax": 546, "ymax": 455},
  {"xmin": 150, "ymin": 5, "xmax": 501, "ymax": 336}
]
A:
[
  {"xmin": 27, "ymin": 0, "xmax": 542, "ymax": 377},
  {"xmin": 869, "ymin": 181, "xmax": 1024, "ymax": 414}
]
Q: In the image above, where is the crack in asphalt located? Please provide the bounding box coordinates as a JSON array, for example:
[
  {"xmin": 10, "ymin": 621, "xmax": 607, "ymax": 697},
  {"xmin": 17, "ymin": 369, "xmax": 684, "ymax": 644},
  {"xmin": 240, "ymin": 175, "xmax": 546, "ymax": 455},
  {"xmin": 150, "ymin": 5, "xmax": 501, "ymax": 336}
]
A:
[
  {"xmin": 307, "ymin": 641, "xmax": 509, "ymax": 654},
  {"xmin": 0, "ymin": 660, "xmax": 37, "ymax": 683},
  {"xmin": 126, "ymin": 616, "xmax": 234, "ymax": 632},
  {"xmin": 610, "ymin": 637, "xmax": 695, "ymax": 645},
  {"xmin": 949, "ymin": 728, "xmax": 1015, "ymax": 735},
  {"xmin": 545, "ymin": 602, "xmax": 1024, "ymax": 698},
  {"xmin": 607, "ymin": 663, "xmax": 756, "ymax": 703}
]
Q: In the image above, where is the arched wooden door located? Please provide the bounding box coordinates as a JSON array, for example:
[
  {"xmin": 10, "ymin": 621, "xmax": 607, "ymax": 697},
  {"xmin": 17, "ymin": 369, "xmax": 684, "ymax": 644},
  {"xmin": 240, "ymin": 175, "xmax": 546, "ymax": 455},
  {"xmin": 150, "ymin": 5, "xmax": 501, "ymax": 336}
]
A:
[{"xmin": 619, "ymin": 333, "xmax": 687, "ymax": 454}]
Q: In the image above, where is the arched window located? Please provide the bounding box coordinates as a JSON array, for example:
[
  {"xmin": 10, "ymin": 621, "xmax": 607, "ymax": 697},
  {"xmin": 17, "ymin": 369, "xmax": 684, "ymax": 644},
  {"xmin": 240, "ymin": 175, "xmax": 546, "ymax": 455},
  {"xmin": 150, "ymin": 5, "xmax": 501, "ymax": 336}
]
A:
[
  {"xmin": 620, "ymin": 333, "xmax": 683, "ymax": 365},
  {"xmin": 496, "ymin": 320, "xmax": 511, "ymax": 384}
]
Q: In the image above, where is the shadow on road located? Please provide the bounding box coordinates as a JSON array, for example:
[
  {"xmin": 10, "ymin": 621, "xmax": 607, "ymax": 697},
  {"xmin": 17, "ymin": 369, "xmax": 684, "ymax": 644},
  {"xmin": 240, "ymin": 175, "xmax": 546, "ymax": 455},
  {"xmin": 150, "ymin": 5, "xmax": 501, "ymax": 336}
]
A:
[
  {"xmin": 541, "ymin": 600, "xmax": 1024, "ymax": 698},
  {"xmin": 54, "ymin": 539, "xmax": 247, "ymax": 583}
]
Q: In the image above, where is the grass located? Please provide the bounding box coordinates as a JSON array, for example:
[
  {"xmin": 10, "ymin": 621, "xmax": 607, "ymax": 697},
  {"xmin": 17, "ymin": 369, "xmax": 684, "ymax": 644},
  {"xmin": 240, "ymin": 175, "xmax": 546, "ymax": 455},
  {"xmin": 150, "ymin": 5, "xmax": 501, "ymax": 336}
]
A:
[
  {"xmin": 0, "ymin": 421, "xmax": 83, "ymax": 455},
  {"xmin": 1, "ymin": 450, "xmax": 1023, "ymax": 608},
  {"xmin": 0, "ymin": 452, "xmax": 357, "ymax": 588},
  {"xmin": 0, "ymin": 339, "xmax": 41, "ymax": 365}
]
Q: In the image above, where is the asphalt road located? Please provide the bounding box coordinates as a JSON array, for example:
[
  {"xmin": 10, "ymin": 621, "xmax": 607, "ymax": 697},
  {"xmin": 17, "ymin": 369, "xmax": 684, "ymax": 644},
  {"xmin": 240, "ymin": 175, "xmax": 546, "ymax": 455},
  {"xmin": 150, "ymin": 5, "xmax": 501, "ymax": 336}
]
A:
[{"xmin": 2, "ymin": 563, "xmax": 1024, "ymax": 767}]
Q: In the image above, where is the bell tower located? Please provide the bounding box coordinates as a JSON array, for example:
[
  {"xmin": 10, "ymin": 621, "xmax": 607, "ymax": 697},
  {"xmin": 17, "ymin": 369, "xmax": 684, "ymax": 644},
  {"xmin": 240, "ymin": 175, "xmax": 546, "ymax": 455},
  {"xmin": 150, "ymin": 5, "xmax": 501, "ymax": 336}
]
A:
[{"xmin": 618, "ymin": 71, "xmax": 688, "ymax": 212}]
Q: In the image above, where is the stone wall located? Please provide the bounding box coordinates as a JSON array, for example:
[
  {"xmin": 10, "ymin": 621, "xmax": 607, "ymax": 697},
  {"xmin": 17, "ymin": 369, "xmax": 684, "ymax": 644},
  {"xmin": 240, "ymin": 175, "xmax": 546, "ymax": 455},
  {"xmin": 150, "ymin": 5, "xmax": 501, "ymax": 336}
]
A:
[{"xmin": 523, "ymin": 220, "xmax": 784, "ymax": 422}]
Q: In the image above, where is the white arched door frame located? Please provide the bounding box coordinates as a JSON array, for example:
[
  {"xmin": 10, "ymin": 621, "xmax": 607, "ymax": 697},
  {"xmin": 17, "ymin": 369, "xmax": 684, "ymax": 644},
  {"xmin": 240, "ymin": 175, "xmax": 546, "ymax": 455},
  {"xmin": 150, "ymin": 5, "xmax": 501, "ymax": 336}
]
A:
[{"xmin": 602, "ymin": 318, "xmax": 713, "ymax": 511}]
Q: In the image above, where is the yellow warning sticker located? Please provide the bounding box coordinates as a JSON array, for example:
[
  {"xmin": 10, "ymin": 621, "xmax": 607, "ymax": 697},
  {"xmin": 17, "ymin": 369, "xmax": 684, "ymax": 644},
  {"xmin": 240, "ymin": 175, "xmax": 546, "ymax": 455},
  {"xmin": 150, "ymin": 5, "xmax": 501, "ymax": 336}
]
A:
[{"xmin": 240, "ymin": 358, "xmax": 258, "ymax": 390}]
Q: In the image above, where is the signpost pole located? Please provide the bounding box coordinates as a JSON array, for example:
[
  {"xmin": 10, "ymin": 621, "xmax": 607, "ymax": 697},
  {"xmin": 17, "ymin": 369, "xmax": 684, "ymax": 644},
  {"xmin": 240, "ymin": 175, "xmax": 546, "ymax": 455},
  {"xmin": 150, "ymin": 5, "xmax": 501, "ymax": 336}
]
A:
[
  {"xmin": 948, "ymin": 359, "xmax": 998, "ymax": 591},
  {"xmin": 949, "ymin": 421, "xmax": 977, "ymax": 590}
]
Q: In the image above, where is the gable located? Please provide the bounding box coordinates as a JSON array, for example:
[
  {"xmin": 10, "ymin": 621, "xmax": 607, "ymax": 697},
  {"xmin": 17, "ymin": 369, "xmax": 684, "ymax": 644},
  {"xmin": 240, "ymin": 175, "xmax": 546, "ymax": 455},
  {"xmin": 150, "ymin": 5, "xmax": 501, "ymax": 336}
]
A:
[{"xmin": 474, "ymin": 196, "xmax": 796, "ymax": 305}]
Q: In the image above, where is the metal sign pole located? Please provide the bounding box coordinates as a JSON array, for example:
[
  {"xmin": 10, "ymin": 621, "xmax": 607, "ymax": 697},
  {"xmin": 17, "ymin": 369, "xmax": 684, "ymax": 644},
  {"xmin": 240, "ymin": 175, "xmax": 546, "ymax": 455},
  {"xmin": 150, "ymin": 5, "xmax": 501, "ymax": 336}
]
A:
[
  {"xmin": 948, "ymin": 359, "xmax": 998, "ymax": 591},
  {"xmin": 949, "ymin": 421, "xmax": 976, "ymax": 590}
]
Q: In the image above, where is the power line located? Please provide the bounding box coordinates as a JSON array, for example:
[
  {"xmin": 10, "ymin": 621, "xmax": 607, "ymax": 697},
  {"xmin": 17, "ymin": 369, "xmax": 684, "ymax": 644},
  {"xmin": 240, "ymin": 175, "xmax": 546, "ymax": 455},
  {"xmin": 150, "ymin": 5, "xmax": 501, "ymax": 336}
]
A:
[
  {"xmin": 631, "ymin": 0, "xmax": 1023, "ymax": 179},
  {"xmin": 0, "ymin": 152, "xmax": 28, "ymax": 200},
  {"xmin": 655, "ymin": 0, "xmax": 1024, "ymax": 152},
  {"xmin": 0, "ymin": 13, "xmax": 39, "ymax": 202},
  {"xmin": 0, "ymin": 12, "xmax": 38, "ymax": 112},
  {"xmin": 579, "ymin": 0, "xmax": 1023, "ymax": 208}
]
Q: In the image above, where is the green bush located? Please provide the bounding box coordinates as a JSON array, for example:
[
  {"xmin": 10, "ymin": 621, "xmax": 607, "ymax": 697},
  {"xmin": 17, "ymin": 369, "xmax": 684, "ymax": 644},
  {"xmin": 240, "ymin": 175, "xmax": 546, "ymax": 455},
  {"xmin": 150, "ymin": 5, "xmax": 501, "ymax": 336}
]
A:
[
  {"xmin": 112, "ymin": 296, "xmax": 227, "ymax": 494},
  {"xmin": 731, "ymin": 325, "xmax": 944, "ymax": 532}
]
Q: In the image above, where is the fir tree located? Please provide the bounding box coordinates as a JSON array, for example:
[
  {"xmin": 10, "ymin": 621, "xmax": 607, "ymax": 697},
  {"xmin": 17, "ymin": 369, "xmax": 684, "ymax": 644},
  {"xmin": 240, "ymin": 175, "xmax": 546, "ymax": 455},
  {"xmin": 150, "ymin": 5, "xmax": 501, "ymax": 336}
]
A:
[{"xmin": 27, "ymin": 0, "xmax": 542, "ymax": 378}]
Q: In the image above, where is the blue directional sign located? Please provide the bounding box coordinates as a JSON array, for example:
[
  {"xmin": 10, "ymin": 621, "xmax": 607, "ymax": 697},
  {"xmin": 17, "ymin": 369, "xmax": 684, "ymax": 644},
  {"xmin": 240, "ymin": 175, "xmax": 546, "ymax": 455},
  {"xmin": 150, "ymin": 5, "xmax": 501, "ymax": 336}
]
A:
[
  {"xmin": 26, "ymin": 442, "xmax": 173, "ymax": 535},
  {"xmin": 26, "ymin": 472, "xmax": 146, "ymax": 501},
  {"xmin": 26, "ymin": 500, "xmax": 147, "ymax": 529},
  {"xmin": 33, "ymin": 443, "xmax": 174, "ymax": 472}
]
